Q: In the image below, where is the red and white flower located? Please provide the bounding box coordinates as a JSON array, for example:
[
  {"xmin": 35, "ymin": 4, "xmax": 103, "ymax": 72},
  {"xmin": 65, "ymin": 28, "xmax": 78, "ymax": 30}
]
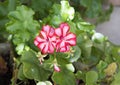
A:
[
  {"xmin": 55, "ymin": 23, "xmax": 76, "ymax": 52},
  {"xmin": 34, "ymin": 23, "xmax": 76, "ymax": 54},
  {"xmin": 34, "ymin": 25, "xmax": 56, "ymax": 54}
]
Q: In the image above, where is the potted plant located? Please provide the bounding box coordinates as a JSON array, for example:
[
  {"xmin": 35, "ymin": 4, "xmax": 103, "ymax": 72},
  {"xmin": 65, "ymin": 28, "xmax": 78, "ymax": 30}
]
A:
[{"xmin": 0, "ymin": 0, "xmax": 120, "ymax": 85}]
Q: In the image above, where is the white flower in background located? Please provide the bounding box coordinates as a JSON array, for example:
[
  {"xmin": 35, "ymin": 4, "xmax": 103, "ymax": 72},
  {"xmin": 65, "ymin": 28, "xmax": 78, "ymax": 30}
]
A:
[
  {"xmin": 61, "ymin": 1, "xmax": 75, "ymax": 21},
  {"xmin": 92, "ymin": 32, "xmax": 106, "ymax": 43}
]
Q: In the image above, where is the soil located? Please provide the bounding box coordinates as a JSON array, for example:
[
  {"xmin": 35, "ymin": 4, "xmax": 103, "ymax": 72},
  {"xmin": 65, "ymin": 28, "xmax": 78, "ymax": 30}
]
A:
[
  {"xmin": 0, "ymin": 43, "xmax": 36, "ymax": 85},
  {"xmin": 0, "ymin": 43, "xmax": 13, "ymax": 85}
]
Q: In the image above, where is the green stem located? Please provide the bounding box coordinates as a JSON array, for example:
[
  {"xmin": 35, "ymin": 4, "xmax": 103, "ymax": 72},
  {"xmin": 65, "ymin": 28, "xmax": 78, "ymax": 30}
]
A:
[{"xmin": 53, "ymin": 53, "xmax": 57, "ymax": 64}]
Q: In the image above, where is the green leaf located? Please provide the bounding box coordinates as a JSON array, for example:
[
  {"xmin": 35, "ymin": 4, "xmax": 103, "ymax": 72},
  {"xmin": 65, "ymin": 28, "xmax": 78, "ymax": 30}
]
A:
[
  {"xmin": 96, "ymin": 60, "xmax": 107, "ymax": 79},
  {"xmin": 75, "ymin": 71, "xmax": 85, "ymax": 81},
  {"xmin": 76, "ymin": 21, "xmax": 95, "ymax": 32},
  {"xmin": 6, "ymin": 5, "xmax": 39, "ymax": 44},
  {"xmin": 112, "ymin": 46, "xmax": 120, "ymax": 63},
  {"xmin": 16, "ymin": 43, "xmax": 24, "ymax": 55},
  {"xmin": 0, "ymin": 1, "xmax": 9, "ymax": 41},
  {"xmin": 8, "ymin": 0, "xmax": 16, "ymax": 11},
  {"xmin": 6, "ymin": 21, "xmax": 23, "ymax": 33},
  {"xmin": 111, "ymin": 71, "xmax": 120, "ymax": 85},
  {"xmin": 0, "ymin": 1, "xmax": 8, "ymax": 17},
  {"xmin": 21, "ymin": 50, "xmax": 51, "ymax": 81},
  {"xmin": 56, "ymin": 53, "xmax": 70, "ymax": 66},
  {"xmin": 68, "ymin": 21, "xmax": 77, "ymax": 33},
  {"xmin": 86, "ymin": 71, "xmax": 98, "ymax": 85},
  {"xmin": 50, "ymin": 15, "xmax": 63, "ymax": 26},
  {"xmin": 52, "ymin": 66, "xmax": 76, "ymax": 85},
  {"xmin": 66, "ymin": 64, "xmax": 75, "ymax": 72},
  {"xmin": 51, "ymin": 4, "xmax": 61, "ymax": 15},
  {"xmin": 97, "ymin": 60, "xmax": 107, "ymax": 72},
  {"xmin": 8, "ymin": 5, "xmax": 34, "ymax": 22},
  {"xmin": 76, "ymin": 31, "xmax": 93, "ymax": 58},
  {"xmin": 42, "ymin": 3, "xmax": 63, "ymax": 27},
  {"xmin": 30, "ymin": 0, "xmax": 53, "ymax": 19},
  {"xmin": 80, "ymin": 0, "xmax": 102, "ymax": 18},
  {"xmin": 17, "ymin": 65, "xmax": 26, "ymax": 80},
  {"xmin": 7, "ymin": 5, "xmax": 39, "ymax": 33},
  {"xmin": 69, "ymin": 46, "xmax": 81, "ymax": 62}
]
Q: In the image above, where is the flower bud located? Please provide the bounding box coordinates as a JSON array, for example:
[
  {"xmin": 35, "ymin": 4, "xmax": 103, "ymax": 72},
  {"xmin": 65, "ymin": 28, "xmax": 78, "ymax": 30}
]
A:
[{"xmin": 54, "ymin": 64, "xmax": 61, "ymax": 72}]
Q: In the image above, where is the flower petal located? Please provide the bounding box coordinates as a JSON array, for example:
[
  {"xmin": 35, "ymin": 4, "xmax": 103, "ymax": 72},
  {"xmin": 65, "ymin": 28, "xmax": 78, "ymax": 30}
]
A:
[
  {"xmin": 35, "ymin": 36, "xmax": 46, "ymax": 42},
  {"xmin": 55, "ymin": 28, "xmax": 62, "ymax": 36},
  {"xmin": 49, "ymin": 28, "xmax": 55, "ymax": 36},
  {"xmin": 42, "ymin": 43, "xmax": 49, "ymax": 54},
  {"xmin": 34, "ymin": 40, "xmax": 39, "ymax": 46},
  {"xmin": 50, "ymin": 36, "xmax": 56, "ymax": 42},
  {"xmin": 66, "ymin": 45, "xmax": 70, "ymax": 51},
  {"xmin": 48, "ymin": 43, "xmax": 54, "ymax": 53},
  {"xmin": 60, "ymin": 47, "xmax": 66, "ymax": 52},
  {"xmin": 42, "ymin": 25, "xmax": 51, "ymax": 35},
  {"xmin": 60, "ymin": 45, "xmax": 70, "ymax": 52},
  {"xmin": 65, "ymin": 33, "xmax": 76, "ymax": 40},
  {"xmin": 59, "ymin": 41, "xmax": 65, "ymax": 48},
  {"xmin": 52, "ymin": 42, "xmax": 56, "ymax": 47},
  {"xmin": 60, "ymin": 23, "xmax": 69, "ymax": 28},
  {"xmin": 66, "ymin": 39, "xmax": 76, "ymax": 46},
  {"xmin": 40, "ymin": 31, "xmax": 47, "ymax": 39},
  {"xmin": 62, "ymin": 25, "xmax": 70, "ymax": 36},
  {"xmin": 38, "ymin": 42, "xmax": 46, "ymax": 51},
  {"xmin": 56, "ymin": 43, "xmax": 60, "ymax": 52}
]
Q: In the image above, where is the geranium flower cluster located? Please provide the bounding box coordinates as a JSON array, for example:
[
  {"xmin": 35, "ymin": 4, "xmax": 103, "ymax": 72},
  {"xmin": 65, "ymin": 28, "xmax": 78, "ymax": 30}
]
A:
[{"xmin": 34, "ymin": 23, "xmax": 76, "ymax": 54}]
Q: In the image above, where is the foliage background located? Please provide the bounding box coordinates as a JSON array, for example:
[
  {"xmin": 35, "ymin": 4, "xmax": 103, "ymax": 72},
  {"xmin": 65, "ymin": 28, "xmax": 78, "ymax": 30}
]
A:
[{"xmin": 0, "ymin": 0, "xmax": 120, "ymax": 85}]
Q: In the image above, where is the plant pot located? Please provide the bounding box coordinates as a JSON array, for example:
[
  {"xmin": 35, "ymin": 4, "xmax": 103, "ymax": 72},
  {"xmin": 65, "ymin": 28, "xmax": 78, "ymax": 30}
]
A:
[{"xmin": 108, "ymin": 0, "xmax": 120, "ymax": 6}]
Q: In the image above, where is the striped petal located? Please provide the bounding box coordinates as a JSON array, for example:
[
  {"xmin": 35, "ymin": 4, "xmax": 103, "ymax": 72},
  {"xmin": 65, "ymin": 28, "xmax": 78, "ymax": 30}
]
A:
[
  {"xmin": 65, "ymin": 33, "xmax": 76, "ymax": 40},
  {"xmin": 42, "ymin": 43, "xmax": 49, "ymax": 54},
  {"xmin": 48, "ymin": 43, "xmax": 54, "ymax": 53},
  {"xmin": 52, "ymin": 41, "xmax": 56, "ymax": 47},
  {"xmin": 60, "ymin": 23, "xmax": 69, "ymax": 29},
  {"xmin": 35, "ymin": 36, "xmax": 46, "ymax": 42},
  {"xmin": 42, "ymin": 25, "xmax": 51, "ymax": 35},
  {"xmin": 66, "ymin": 39, "xmax": 76, "ymax": 46},
  {"xmin": 60, "ymin": 45, "xmax": 70, "ymax": 52},
  {"xmin": 56, "ymin": 41, "xmax": 62, "ymax": 52},
  {"xmin": 66, "ymin": 45, "xmax": 70, "ymax": 51},
  {"xmin": 62, "ymin": 25, "xmax": 70, "ymax": 36},
  {"xmin": 50, "ymin": 36, "xmax": 56, "ymax": 42},
  {"xmin": 59, "ymin": 41, "xmax": 65, "ymax": 48},
  {"xmin": 55, "ymin": 28, "xmax": 62, "ymax": 36},
  {"xmin": 38, "ymin": 42, "xmax": 46, "ymax": 51},
  {"xmin": 40, "ymin": 31, "xmax": 47, "ymax": 39},
  {"xmin": 60, "ymin": 47, "xmax": 66, "ymax": 52},
  {"xmin": 49, "ymin": 28, "xmax": 55, "ymax": 36},
  {"xmin": 34, "ymin": 40, "xmax": 39, "ymax": 46}
]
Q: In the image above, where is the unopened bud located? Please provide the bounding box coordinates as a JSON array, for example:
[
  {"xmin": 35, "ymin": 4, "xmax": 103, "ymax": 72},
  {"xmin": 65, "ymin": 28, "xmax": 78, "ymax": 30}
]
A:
[{"xmin": 54, "ymin": 64, "xmax": 61, "ymax": 72}]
